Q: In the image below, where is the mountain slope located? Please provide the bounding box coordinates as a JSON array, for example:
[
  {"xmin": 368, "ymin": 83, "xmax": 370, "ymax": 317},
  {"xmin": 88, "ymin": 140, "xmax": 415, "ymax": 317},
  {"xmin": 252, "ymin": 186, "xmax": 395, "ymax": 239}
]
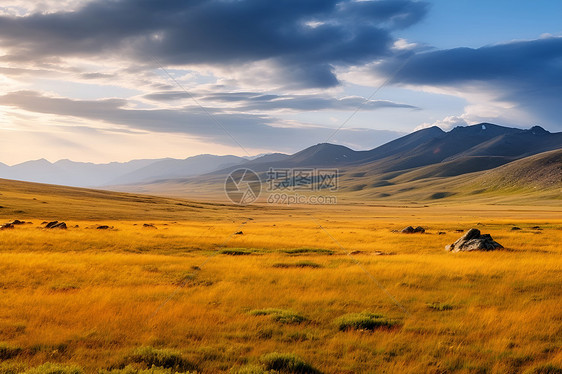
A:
[
  {"xmin": 357, "ymin": 126, "xmax": 446, "ymax": 163},
  {"xmin": 473, "ymin": 148, "xmax": 562, "ymax": 189}
]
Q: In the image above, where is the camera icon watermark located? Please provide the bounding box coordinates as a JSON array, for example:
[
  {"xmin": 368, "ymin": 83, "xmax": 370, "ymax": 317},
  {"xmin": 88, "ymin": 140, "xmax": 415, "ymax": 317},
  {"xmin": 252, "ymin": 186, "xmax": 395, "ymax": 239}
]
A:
[
  {"xmin": 224, "ymin": 168, "xmax": 262, "ymax": 205},
  {"xmin": 224, "ymin": 167, "xmax": 338, "ymax": 205}
]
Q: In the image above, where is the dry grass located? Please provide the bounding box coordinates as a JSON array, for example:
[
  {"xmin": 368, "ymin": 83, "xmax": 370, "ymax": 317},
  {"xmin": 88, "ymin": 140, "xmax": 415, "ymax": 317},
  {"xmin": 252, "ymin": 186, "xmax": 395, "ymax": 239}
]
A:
[{"xmin": 0, "ymin": 179, "xmax": 561, "ymax": 373}]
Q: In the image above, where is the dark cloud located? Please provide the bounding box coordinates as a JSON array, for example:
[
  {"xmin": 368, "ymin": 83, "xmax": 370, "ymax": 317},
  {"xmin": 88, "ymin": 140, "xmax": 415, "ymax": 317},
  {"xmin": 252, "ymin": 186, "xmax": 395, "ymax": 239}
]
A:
[
  {"xmin": 0, "ymin": 0, "xmax": 428, "ymax": 88},
  {"xmin": 144, "ymin": 90, "xmax": 419, "ymax": 111},
  {"xmin": 0, "ymin": 90, "xmax": 403, "ymax": 150},
  {"xmin": 375, "ymin": 36, "xmax": 562, "ymax": 129}
]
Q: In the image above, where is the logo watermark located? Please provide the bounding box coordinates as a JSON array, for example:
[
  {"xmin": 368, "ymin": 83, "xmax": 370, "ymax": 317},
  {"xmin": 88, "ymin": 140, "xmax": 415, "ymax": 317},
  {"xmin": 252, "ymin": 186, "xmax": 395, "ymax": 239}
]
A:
[
  {"xmin": 224, "ymin": 168, "xmax": 262, "ymax": 205},
  {"xmin": 225, "ymin": 167, "xmax": 338, "ymax": 205}
]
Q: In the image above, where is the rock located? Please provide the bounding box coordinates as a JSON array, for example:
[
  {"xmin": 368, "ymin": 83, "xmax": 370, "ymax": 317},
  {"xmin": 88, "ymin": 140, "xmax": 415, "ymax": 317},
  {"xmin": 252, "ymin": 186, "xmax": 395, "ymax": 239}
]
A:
[
  {"xmin": 143, "ymin": 223, "xmax": 157, "ymax": 229},
  {"xmin": 45, "ymin": 221, "xmax": 59, "ymax": 228},
  {"xmin": 511, "ymin": 226, "xmax": 522, "ymax": 231},
  {"xmin": 401, "ymin": 226, "xmax": 425, "ymax": 233},
  {"xmin": 9, "ymin": 220, "xmax": 26, "ymax": 225},
  {"xmin": 445, "ymin": 229, "xmax": 503, "ymax": 252},
  {"xmin": 531, "ymin": 226, "xmax": 542, "ymax": 230},
  {"xmin": 455, "ymin": 229, "xmax": 464, "ymax": 233},
  {"xmin": 97, "ymin": 225, "xmax": 110, "ymax": 230},
  {"xmin": 234, "ymin": 231, "xmax": 244, "ymax": 235},
  {"xmin": 0, "ymin": 223, "xmax": 14, "ymax": 230},
  {"xmin": 438, "ymin": 232, "xmax": 446, "ymax": 235},
  {"xmin": 47, "ymin": 222, "xmax": 67, "ymax": 229}
]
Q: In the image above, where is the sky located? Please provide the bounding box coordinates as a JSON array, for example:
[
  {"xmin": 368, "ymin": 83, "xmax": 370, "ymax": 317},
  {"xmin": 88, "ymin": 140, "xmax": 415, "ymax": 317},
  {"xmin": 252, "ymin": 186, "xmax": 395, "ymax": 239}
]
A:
[{"xmin": 0, "ymin": 0, "xmax": 560, "ymax": 165}]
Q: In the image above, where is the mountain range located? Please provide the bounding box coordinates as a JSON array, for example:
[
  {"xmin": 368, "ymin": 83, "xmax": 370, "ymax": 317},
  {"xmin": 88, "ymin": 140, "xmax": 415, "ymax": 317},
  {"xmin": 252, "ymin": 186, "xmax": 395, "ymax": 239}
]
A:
[
  {"xmin": 1, "ymin": 123, "xmax": 561, "ymax": 202},
  {"xmin": 109, "ymin": 123, "xmax": 562, "ymax": 202},
  {"xmin": 0, "ymin": 154, "xmax": 248, "ymax": 187}
]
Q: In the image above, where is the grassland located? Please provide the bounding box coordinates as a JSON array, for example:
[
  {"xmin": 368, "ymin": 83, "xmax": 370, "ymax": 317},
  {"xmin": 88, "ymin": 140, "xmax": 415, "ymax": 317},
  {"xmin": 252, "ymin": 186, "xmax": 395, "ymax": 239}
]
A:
[{"xmin": 0, "ymin": 178, "xmax": 561, "ymax": 373}]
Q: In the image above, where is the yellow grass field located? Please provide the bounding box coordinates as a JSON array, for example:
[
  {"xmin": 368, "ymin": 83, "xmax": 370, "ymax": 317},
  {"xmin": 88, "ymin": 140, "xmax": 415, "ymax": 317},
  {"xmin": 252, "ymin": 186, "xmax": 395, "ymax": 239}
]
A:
[{"xmin": 0, "ymin": 179, "xmax": 561, "ymax": 373}]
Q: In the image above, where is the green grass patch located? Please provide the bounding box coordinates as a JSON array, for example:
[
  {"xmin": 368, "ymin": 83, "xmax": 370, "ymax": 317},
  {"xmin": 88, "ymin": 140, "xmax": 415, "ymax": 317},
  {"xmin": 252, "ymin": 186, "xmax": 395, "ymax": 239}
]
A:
[
  {"xmin": 0, "ymin": 362, "xmax": 26, "ymax": 374},
  {"xmin": 24, "ymin": 363, "xmax": 83, "ymax": 374},
  {"xmin": 282, "ymin": 248, "xmax": 333, "ymax": 256},
  {"xmin": 124, "ymin": 347, "xmax": 195, "ymax": 371},
  {"xmin": 249, "ymin": 309, "xmax": 306, "ymax": 324},
  {"xmin": 219, "ymin": 249, "xmax": 254, "ymax": 256},
  {"xmin": 335, "ymin": 312, "xmax": 399, "ymax": 331},
  {"xmin": 260, "ymin": 352, "xmax": 320, "ymax": 374},
  {"xmin": 272, "ymin": 261, "xmax": 322, "ymax": 269}
]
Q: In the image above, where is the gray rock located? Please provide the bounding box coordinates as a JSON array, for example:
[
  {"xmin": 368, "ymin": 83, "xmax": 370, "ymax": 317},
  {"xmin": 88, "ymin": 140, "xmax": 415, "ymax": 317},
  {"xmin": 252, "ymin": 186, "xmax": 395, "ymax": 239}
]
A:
[
  {"xmin": 401, "ymin": 226, "xmax": 425, "ymax": 233},
  {"xmin": 46, "ymin": 221, "xmax": 67, "ymax": 229},
  {"xmin": 446, "ymin": 228, "xmax": 503, "ymax": 252}
]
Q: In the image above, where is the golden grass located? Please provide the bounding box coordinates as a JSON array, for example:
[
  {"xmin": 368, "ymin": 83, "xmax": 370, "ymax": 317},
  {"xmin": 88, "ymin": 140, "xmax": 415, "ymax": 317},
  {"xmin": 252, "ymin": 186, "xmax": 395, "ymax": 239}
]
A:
[{"xmin": 0, "ymin": 179, "xmax": 561, "ymax": 373}]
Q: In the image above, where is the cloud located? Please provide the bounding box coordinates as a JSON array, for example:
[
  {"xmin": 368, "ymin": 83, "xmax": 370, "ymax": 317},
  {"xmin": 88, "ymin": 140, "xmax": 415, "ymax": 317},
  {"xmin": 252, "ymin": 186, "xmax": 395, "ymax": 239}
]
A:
[
  {"xmin": 0, "ymin": 0, "xmax": 429, "ymax": 89},
  {"xmin": 144, "ymin": 90, "xmax": 420, "ymax": 112},
  {"xmin": 0, "ymin": 90, "xmax": 403, "ymax": 151},
  {"xmin": 415, "ymin": 115, "xmax": 468, "ymax": 131},
  {"xmin": 373, "ymin": 36, "xmax": 562, "ymax": 129}
]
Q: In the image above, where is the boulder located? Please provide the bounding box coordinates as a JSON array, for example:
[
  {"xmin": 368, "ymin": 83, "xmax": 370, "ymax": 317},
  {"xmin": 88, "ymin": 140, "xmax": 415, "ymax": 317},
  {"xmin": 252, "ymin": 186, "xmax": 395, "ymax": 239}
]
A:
[
  {"xmin": 0, "ymin": 223, "xmax": 14, "ymax": 230},
  {"xmin": 401, "ymin": 226, "xmax": 425, "ymax": 233},
  {"xmin": 45, "ymin": 221, "xmax": 59, "ymax": 228},
  {"xmin": 445, "ymin": 229, "xmax": 503, "ymax": 252},
  {"xmin": 46, "ymin": 221, "xmax": 67, "ymax": 229}
]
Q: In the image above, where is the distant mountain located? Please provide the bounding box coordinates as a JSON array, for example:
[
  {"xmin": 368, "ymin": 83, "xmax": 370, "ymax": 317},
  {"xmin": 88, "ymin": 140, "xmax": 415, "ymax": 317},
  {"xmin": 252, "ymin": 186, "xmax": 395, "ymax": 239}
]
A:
[
  {"xmin": 109, "ymin": 155, "xmax": 247, "ymax": 185},
  {"xmin": 0, "ymin": 155, "xmax": 250, "ymax": 187},
  {"xmin": 0, "ymin": 158, "xmax": 156, "ymax": 187}
]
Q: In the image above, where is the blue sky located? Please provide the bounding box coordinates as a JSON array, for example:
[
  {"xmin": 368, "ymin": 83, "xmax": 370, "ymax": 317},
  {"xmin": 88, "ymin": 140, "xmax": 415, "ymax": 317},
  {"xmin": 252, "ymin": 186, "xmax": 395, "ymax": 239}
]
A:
[{"xmin": 0, "ymin": 0, "xmax": 560, "ymax": 164}]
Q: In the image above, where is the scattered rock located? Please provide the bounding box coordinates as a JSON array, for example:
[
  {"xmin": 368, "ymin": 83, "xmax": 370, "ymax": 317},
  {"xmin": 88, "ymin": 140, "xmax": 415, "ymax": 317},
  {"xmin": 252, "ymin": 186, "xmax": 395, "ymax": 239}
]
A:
[
  {"xmin": 446, "ymin": 229, "xmax": 503, "ymax": 252},
  {"xmin": 143, "ymin": 223, "xmax": 157, "ymax": 229},
  {"xmin": 531, "ymin": 226, "xmax": 542, "ymax": 230},
  {"xmin": 41, "ymin": 221, "xmax": 48, "ymax": 225},
  {"xmin": 97, "ymin": 225, "xmax": 110, "ymax": 230},
  {"xmin": 349, "ymin": 250, "xmax": 362, "ymax": 255},
  {"xmin": 455, "ymin": 229, "xmax": 464, "ymax": 233},
  {"xmin": 511, "ymin": 226, "xmax": 522, "ymax": 231},
  {"xmin": 74, "ymin": 225, "xmax": 80, "ymax": 228},
  {"xmin": 234, "ymin": 231, "xmax": 244, "ymax": 235},
  {"xmin": 9, "ymin": 220, "xmax": 26, "ymax": 225},
  {"xmin": 0, "ymin": 223, "xmax": 14, "ymax": 230},
  {"xmin": 438, "ymin": 232, "xmax": 446, "ymax": 235},
  {"xmin": 401, "ymin": 226, "xmax": 425, "ymax": 234}
]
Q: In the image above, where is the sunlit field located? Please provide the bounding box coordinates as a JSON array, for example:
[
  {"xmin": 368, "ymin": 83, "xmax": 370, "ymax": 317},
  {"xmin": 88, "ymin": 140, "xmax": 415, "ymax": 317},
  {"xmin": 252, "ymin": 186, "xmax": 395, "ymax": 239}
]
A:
[{"xmin": 0, "ymin": 180, "xmax": 561, "ymax": 373}]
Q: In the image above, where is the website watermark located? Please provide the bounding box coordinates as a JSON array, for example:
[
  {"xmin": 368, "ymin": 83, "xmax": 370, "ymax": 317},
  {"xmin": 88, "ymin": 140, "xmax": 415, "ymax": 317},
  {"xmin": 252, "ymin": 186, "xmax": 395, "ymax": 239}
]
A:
[{"xmin": 225, "ymin": 167, "xmax": 338, "ymax": 205}]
